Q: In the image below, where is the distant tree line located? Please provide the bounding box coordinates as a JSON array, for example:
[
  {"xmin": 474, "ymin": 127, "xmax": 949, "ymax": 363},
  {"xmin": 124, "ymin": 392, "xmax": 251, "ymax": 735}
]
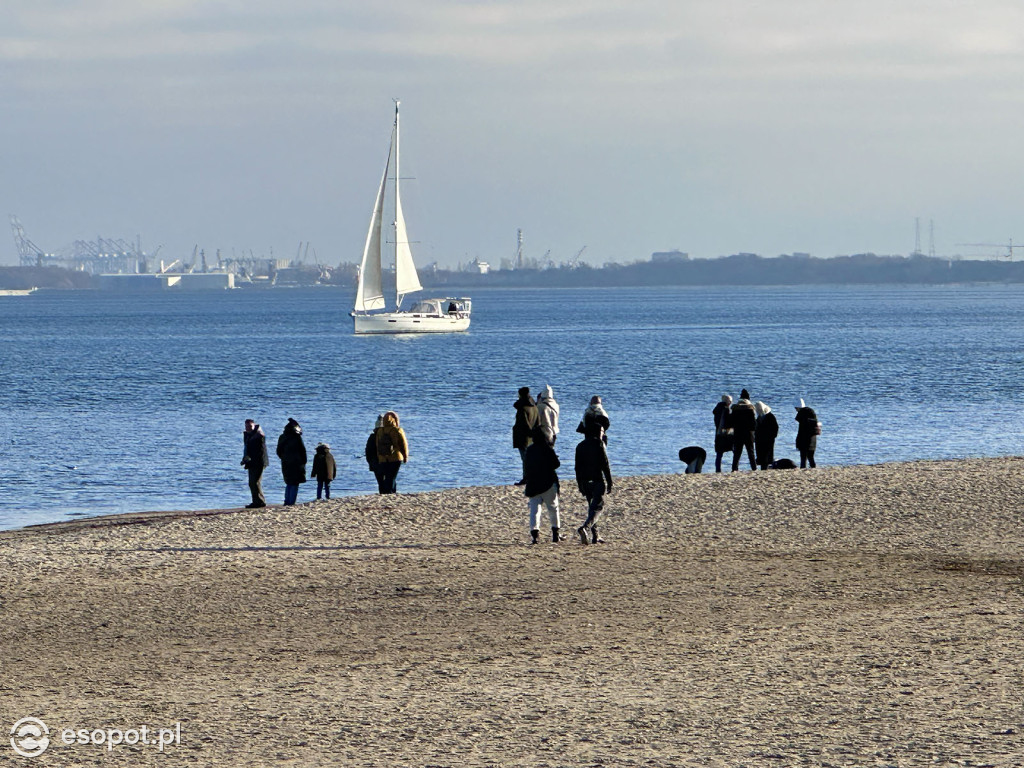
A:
[
  {"xmin": 422, "ymin": 253, "xmax": 1024, "ymax": 288},
  {"xmin": 6, "ymin": 254, "xmax": 1024, "ymax": 291}
]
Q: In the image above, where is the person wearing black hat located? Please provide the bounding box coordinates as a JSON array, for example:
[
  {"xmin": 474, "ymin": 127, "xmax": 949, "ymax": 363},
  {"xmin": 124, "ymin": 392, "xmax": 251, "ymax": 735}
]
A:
[
  {"xmin": 241, "ymin": 418, "xmax": 268, "ymax": 508},
  {"xmin": 276, "ymin": 418, "xmax": 307, "ymax": 505},
  {"xmin": 512, "ymin": 386, "xmax": 539, "ymax": 485}
]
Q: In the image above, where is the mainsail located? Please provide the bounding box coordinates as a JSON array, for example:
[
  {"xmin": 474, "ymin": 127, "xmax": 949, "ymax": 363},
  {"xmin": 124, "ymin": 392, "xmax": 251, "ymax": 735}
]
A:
[{"xmin": 353, "ymin": 144, "xmax": 389, "ymax": 312}]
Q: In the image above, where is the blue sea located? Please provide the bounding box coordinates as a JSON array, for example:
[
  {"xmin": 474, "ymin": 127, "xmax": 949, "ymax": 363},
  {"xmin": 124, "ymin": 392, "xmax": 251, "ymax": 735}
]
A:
[{"xmin": 1, "ymin": 284, "xmax": 1022, "ymax": 529}]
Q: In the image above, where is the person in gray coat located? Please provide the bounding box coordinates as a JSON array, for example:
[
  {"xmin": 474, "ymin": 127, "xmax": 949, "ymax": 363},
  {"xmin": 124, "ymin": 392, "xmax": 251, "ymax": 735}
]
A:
[{"xmin": 311, "ymin": 442, "xmax": 337, "ymax": 500}]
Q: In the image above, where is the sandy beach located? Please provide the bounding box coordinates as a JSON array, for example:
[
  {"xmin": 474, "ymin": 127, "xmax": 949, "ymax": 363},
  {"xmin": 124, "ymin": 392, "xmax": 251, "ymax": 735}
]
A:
[{"xmin": 1, "ymin": 458, "xmax": 1022, "ymax": 766}]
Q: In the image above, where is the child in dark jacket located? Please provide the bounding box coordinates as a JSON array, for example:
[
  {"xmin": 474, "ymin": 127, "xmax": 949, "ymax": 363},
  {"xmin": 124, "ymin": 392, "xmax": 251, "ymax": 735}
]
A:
[{"xmin": 311, "ymin": 443, "xmax": 337, "ymax": 500}]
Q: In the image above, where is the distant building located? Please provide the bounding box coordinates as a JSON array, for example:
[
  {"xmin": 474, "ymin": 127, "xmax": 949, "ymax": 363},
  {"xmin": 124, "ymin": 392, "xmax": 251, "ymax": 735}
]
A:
[
  {"xmin": 468, "ymin": 258, "xmax": 490, "ymax": 274},
  {"xmin": 651, "ymin": 250, "xmax": 689, "ymax": 263}
]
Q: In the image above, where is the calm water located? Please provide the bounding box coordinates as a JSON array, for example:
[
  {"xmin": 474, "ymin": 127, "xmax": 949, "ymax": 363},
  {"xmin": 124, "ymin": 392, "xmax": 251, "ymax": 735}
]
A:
[{"xmin": 1, "ymin": 284, "xmax": 1022, "ymax": 529}]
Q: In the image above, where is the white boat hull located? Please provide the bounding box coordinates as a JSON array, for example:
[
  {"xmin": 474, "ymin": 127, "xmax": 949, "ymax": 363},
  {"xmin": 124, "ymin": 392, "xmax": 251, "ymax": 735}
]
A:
[{"xmin": 353, "ymin": 311, "xmax": 470, "ymax": 334}]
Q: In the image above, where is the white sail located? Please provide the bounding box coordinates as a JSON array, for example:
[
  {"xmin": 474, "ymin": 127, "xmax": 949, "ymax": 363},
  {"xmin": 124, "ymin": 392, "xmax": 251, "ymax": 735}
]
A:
[
  {"xmin": 353, "ymin": 144, "xmax": 389, "ymax": 312},
  {"xmin": 394, "ymin": 193, "xmax": 422, "ymax": 303},
  {"xmin": 352, "ymin": 101, "xmax": 469, "ymax": 334}
]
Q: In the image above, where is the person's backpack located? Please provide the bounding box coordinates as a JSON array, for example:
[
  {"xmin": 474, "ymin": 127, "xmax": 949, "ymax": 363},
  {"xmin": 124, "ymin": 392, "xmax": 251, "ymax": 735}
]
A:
[{"xmin": 376, "ymin": 430, "xmax": 394, "ymax": 457}]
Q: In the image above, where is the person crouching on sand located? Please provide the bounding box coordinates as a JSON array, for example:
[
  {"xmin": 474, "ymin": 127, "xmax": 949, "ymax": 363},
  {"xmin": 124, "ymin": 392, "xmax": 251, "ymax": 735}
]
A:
[
  {"xmin": 311, "ymin": 442, "xmax": 337, "ymax": 500},
  {"xmin": 375, "ymin": 411, "xmax": 408, "ymax": 494},
  {"xmin": 523, "ymin": 425, "xmax": 561, "ymax": 544},
  {"xmin": 575, "ymin": 420, "xmax": 613, "ymax": 545},
  {"xmin": 276, "ymin": 418, "xmax": 307, "ymax": 506}
]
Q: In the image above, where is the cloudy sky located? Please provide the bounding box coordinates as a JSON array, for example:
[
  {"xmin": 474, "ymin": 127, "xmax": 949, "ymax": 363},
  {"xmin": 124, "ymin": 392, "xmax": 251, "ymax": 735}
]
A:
[{"xmin": 2, "ymin": 0, "xmax": 1023, "ymax": 267}]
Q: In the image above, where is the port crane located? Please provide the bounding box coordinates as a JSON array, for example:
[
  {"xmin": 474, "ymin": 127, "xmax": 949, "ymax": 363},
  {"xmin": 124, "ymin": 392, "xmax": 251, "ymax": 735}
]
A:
[
  {"xmin": 9, "ymin": 215, "xmax": 47, "ymax": 266},
  {"xmin": 565, "ymin": 245, "xmax": 587, "ymax": 268}
]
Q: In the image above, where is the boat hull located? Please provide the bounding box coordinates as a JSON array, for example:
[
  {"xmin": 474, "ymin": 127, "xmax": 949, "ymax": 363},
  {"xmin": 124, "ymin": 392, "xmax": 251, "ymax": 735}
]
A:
[{"xmin": 353, "ymin": 312, "xmax": 470, "ymax": 334}]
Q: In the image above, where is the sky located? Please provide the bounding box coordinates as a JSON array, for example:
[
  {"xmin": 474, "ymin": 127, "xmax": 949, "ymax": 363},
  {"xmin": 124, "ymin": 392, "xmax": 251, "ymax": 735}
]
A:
[{"xmin": 2, "ymin": 0, "xmax": 1024, "ymax": 268}]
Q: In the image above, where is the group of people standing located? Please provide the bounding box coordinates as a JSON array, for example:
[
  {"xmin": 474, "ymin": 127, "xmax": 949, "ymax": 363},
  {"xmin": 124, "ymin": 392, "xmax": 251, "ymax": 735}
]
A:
[
  {"xmin": 513, "ymin": 386, "xmax": 614, "ymax": 545},
  {"xmin": 712, "ymin": 390, "xmax": 820, "ymax": 472},
  {"xmin": 239, "ymin": 388, "xmax": 820, "ymax": 542},
  {"xmin": 241, "ymin": 412, "xmax": 409, "ymax": 507}
]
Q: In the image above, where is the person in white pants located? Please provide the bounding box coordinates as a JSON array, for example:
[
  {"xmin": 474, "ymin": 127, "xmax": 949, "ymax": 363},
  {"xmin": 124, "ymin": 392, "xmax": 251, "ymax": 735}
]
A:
[{"xmin": 522, "ymin": 426, "xmax": 562, "ymax": 543}]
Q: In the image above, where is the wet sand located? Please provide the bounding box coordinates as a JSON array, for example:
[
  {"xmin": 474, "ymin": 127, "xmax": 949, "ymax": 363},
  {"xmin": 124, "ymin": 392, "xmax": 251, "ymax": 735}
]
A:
[{"xmin": 1, "ymin": 458, "xmax": 1022, "ymax": 766}]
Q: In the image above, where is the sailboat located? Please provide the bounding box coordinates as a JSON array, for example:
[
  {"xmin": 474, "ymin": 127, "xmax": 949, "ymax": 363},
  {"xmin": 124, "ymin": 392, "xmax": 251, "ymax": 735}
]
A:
[{"xmin": 351, "ymin": 101, "xmax": 471, "ymax": 334}]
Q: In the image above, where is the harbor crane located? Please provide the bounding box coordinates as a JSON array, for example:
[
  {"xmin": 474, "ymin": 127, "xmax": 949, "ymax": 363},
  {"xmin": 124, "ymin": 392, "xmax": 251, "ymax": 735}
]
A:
[
  {"xmin": 566, "ymin": 245, "xmax": 587, "ymax": 268},
  {"xmin": 9, "ymin": 215, "xmax": 46, "ymax": 266},
  {"xmin": 955, "ymin": 240, "xmax": 1024, "ymax": 261}
]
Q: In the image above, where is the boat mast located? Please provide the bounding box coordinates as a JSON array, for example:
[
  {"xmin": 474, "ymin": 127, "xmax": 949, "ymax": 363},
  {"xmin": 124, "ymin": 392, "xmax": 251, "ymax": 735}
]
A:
[{"xmin": 393, "ymin": 98, "xmax": 401, "ymax": 310}]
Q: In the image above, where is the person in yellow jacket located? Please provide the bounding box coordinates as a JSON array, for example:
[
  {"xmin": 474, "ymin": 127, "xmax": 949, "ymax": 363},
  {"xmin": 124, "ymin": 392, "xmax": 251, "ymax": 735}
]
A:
[{"xmin": 375, "ymin": 410, "xmax": 408, "ymax": 494}]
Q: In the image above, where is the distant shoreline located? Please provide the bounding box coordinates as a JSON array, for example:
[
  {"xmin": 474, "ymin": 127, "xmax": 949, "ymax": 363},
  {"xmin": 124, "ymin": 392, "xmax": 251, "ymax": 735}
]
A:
[{"xmin": 7, "ymin": 254, "xmax": 1024, "ymax": 291}]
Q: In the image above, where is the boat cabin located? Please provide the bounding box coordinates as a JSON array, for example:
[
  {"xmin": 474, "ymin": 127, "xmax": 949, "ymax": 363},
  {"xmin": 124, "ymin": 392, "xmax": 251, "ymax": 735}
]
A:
[{"xmin": 407, "ymin": 297, "xmax": 472, "ymax": 318}]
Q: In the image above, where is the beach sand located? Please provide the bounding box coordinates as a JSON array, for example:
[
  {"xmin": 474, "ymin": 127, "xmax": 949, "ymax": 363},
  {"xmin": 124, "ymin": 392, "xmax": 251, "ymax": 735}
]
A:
[{"xmin": 1, "ymin": 458, "xmax": 1022, "ymax": 766}]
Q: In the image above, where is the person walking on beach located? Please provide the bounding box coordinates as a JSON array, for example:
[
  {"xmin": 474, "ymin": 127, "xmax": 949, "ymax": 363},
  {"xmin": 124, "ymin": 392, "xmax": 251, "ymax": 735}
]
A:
[
  {"xmin": 794, "ymin": 398, "xmax": 820, "ymax": 468},
  {"xmin": 576, "ymin": 395, "xmax": 610, "ymax": 444},
  {"xmin": 276, "ymin": 418, "xmax": 307, "ymax": 506},
  {"xmin": 731, "ymin": 395, "xmax": 757, "ymax": 471},
  {"xmin": 523, "ymin": 425, "xmax": 562, "ymax": 544},
  {"xmin": 575, "ymin": 420, "xmax": 613, "ymax": 545},
  {"xmin": 754, "ymin": 401, "xmax": 779, "ymax": 470},
  {"xmin": 241, "ymin": 419, "xmax": 268, "ymax": 508},
  {"xmin": 536, "ymin": 385, "xmax": 560, "ymax": 445},
  {"xmin": 712, "ymin": 395, "xmax": 733, "ymax": 473},
  {"xmin": 513, "ymin": 387, "xmax": 539, "ymax": 485},
  {"xmin": 365, "ymin": 414, "xmax": 385, "ymax": 493},
  {"xmin": 375, "ymin": 410, "xmax": 408, "ymax": 494},
  {"xmin": 310, "ymin": 442, "xmax": 337, "ymax": 500}
]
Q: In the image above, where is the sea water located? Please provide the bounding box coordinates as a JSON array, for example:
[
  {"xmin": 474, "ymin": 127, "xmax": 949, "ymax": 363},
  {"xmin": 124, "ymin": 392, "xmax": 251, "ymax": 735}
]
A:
[{"xmin": 1, "ymin": 284, "xmax": 1022, "ymax": 529}]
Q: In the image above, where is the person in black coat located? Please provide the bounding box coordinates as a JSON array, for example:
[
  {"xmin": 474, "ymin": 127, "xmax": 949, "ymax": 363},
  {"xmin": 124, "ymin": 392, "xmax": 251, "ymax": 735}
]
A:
[
  {"xmin": 712, "ymin": 394, "xmax": 733, "ymax": 473},
  {"xmin": 276, "ymin": 418, "xmax": 307, "ymax": 505},
  {"xmin": 794, "ymin": 398, "xmax": 819, "ymax": 468},
  {"xmin": 241, "ymin": 419, "xmax": 269, "ymax": 508},
  {"xmin": 523, "ymin": 425, "xmax": 562, "ymax": 544},
  {"xmin": 512, "ymin": 387, "xmax": 539, "ymax": 485},
  {"xmin": 730, "ymin": 397, "xmax": 757, "ymax": 471},
  {"xmin": 364, "ymin": 414, "xmax": 385, "ymax": 493},
  {"xmin": 574, "ymin": 421, "xmax": 613, "ymax": 544},
  {"xmin": 754, "ymin": 401, "xmax": 779, "ymax": 470}
]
